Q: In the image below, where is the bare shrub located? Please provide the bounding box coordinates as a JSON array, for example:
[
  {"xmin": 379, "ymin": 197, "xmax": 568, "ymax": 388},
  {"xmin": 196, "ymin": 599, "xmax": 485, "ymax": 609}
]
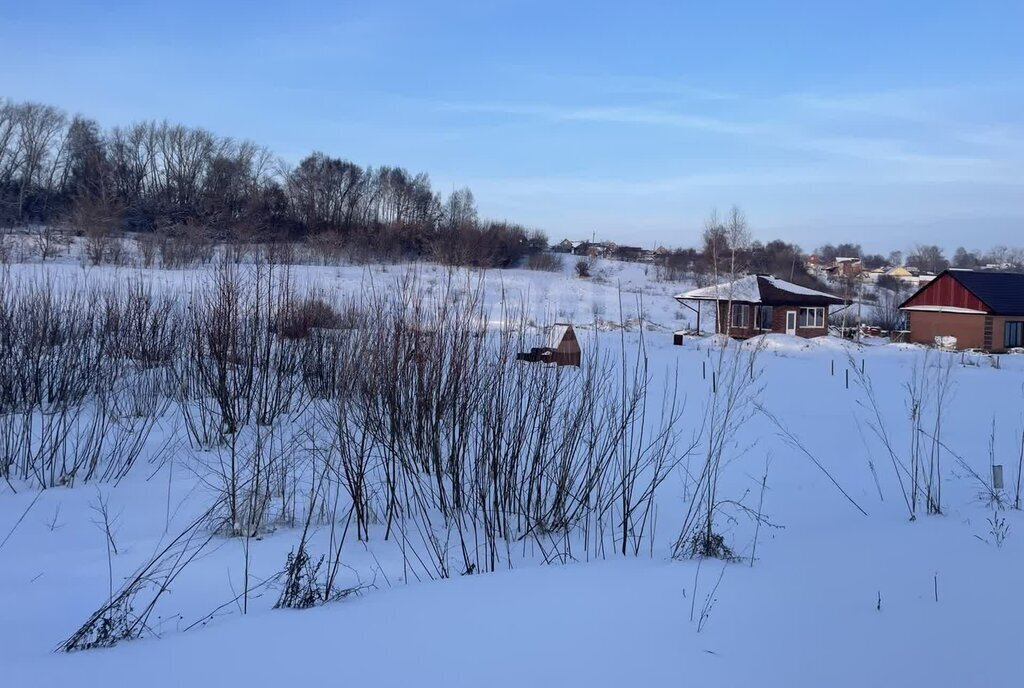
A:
[
  {"xmin": 261, "ymin": 241, "xmax": 299, "ymax": 266},
  {"xmin": 850, "ymin": 349, "xmax": 955, "ymax": 520},
  {"xmin": 315, "ymin": 273, "xmax": 696, "ymax": 576},
  {"xmin": 433, "ymin": 220, "xmax": 532, "ymax": 268},
  {"xmin": 307, "ymin": 230, "xmax": 347, "ymax": 265},
  {"xmin": 60, "ymin": 506, "xmax": 224, "ymax": 651},
  {"xmin": 0, "ymin": 276, "xmax": 176, "ymax": 487},
  {"xmin": 74, "ymin": 194, "xmax": 122, "ymax": 266},
  {"xmin": 575, "ymin": 257, "xmax": 592, "ymax": 278},
  {"xmin": 674, "ymin": 340, "xmax": 765, "ymax": 560},
  {"xmin": 172, "ymin": 260, "xmax": 309, "ymax": 536},
  {"xmin": 84, "ymin": 229, "xmax": 126, "ymax": 266},
  {"xmin": 158, "ymin": 225, "xmax": 215, "ymax": 268},
  {"xmin": 275, "ymin": 459, "xmax": 372, "ymax": 609},
  {"xmin": 106, "ymin": 237, "xmax": 128, "ymax": 266},
  {"xmin": 137, "ymin": 233, "xmax": 158, "ymax": 267},
  {"xmin": 864, "ymin": 287, "xmax": 908, "ymax": 333},
  {"xmin": 987, "ymin": 509, "xmax": 1009, "ymax": 548},
  {"xmin": 276, "ymin": 545, "xmax": 326, "ymax": 609},
  {"xmin": 5, "ymin": 253, "xmax": 718, "ymax": 632},
  {"xmin": 0, "ymin": 234, "xmax": 11, "ymax": 264},
  {"xmin": 31, "ymin": 225, "xmax": 64, "ymax": 261},
  {"xmin": 276, "ymin": 294, "xmax": 342, "ymax": 340},
  {"xmin": 653, "ymin": 248, "xmax": 698, "ymax": 282},
  {"xmin": 526, "ymin": 251, "xmax": 563, "ymax": 272},
  {"xmin": 223, "ymin": 240, "xmax": 262, "ymax": 265}
]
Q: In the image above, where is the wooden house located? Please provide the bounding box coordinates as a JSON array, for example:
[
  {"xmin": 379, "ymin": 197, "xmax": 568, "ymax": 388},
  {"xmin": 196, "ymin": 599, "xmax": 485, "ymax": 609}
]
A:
[
  {"xmin": 516, "ymin": 323, "xmax": 581, "ymax": 366},
  {"xmin": 612, "ymin": 245, "xmax": 644, "ymax": 262},
  {"xmin": 825, "ymin": 257, "xmax": 864, "ymax": 281},
  {"xmin": 675, "ymin": 274, "xmax": 845, "ymax": 339},
  {"xmin": 899, "ymin": 269, "xmax": 1024, "ymax": 352}
]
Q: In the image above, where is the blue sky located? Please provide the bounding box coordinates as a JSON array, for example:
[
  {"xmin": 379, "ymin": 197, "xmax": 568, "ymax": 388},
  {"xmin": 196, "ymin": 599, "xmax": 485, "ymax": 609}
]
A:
[{"xmin": 2, "ymin": 0, "xmax": 1022, "ymax": 252}]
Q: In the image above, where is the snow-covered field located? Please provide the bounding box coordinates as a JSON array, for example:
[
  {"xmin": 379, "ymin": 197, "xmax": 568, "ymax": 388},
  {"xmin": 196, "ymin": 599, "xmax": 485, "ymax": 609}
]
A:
[{"xmin": 2, "ymin": 250, "xmax": 1022, "ymax": 687}]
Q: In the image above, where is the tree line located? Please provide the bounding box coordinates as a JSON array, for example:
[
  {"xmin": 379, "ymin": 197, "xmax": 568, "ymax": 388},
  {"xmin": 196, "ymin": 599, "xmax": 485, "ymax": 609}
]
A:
[
  {"xmin": 0, "ymin": 99, "xmax": 544, "ymax": 267},
  {"xmin": 653, "ymin": 207, "xmax": 826, "ymax": 289}
]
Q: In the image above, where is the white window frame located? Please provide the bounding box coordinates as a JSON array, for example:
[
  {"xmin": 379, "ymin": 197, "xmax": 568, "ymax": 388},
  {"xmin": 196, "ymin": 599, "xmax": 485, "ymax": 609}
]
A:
[
  {"xmin": 757, "ymin": 306, "xmax": 773, "ymax": 330},
  {"xmin": 730, "ymin": 303, "xmax": 749, "ymax": 329},
  {"xmin": 798, "ymin": 307, "xmax": 825, "ymax": 328}
]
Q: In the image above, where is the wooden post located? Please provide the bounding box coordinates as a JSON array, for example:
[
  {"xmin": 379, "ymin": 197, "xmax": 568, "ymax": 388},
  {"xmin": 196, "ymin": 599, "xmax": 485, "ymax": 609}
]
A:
[
  {"xmin": 831, "ymin": 360, "xmax": 834, "ymax": 376},
  {"xmin": 845, "ymin": 369, "xmax": 849, "ymax": 389},
  {"xmin": 702, "ymin": 361, "xmax": 706, "ymax": 380}
]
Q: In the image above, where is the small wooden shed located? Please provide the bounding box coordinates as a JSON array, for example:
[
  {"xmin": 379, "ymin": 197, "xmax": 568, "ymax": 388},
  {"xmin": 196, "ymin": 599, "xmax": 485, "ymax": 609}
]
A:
[
  {"xmin": 547, "ymin": 323, "xmax": 581, "ymax": 366},
  {"xmin": 516, "ymin": 323, "xmax": 581, "ymax": 367}
]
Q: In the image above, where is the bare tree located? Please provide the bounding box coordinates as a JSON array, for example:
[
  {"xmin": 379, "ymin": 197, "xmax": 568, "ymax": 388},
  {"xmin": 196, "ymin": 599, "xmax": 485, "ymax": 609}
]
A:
[
  {"xmin": 906, "ymin": 244, "xmax": 949, "ymax": 274},
  {"xmin": 702, "ymin": 205, "xmax": 751, "ymax": 337}
]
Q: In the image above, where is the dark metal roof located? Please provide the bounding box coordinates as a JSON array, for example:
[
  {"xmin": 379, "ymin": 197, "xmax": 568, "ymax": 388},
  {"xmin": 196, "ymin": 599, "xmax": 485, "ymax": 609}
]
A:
[
  {"xmin": 676, "ymin": 274, "xmax": 844, "ymax": 306},
  {"xmin": 949, "ymin": 270, "xmax": 1024, "ymax": 315}
]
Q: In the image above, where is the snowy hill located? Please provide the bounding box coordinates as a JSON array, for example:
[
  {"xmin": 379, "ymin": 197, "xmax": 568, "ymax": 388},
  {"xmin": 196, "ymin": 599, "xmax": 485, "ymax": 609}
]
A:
[{"xmin": 1, "ymin": 251, "xmax": 1023, "ymax": 687}]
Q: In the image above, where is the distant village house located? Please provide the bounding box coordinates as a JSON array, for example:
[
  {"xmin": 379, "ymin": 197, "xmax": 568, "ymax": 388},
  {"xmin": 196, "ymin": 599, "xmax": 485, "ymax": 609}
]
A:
[
  {"xmin": 553, "ymin": 239, "xmax": 648, "ymax": 262},
  {"xmin": 675, "ymin": 275, "xmax": 845, "ymax": 339}
]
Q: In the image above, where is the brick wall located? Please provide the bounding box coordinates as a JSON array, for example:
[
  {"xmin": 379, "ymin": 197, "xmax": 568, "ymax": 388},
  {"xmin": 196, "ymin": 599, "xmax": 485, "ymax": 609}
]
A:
[
  {"xmin": 716, "ymin": 302, "xmax": 829, "ymax": 339},
  {"xmin": 905, "ymin": 311, "xmax": 987, "ymax": 350},
  {"xmin": 715, "ymin": 302, "xmax": 757, "ymax": 337}
]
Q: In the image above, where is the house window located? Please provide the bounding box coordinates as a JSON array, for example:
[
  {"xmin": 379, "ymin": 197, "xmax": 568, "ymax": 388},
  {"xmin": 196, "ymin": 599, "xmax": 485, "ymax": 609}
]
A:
[
  {"xmin": 798, "ymin": 307, "xmax": 825, "ymax": 328},
  {"xmin": 1005, "ymin": 321, "xmax": 1024, "ymax": 348},
  {"xmin": 730, "ymin": 303, "xmax": 749, "ymax": 328},
  {"xmin": 757, "ymin": 306, "xmax": 774, "ymax": 330}
]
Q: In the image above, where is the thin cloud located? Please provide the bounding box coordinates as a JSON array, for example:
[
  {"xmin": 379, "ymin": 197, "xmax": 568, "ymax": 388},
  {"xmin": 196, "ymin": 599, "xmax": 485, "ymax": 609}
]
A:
[
  {"xmin": 432, "ymin": 99, "xmax": 761, "ymax": 136},
  {"xmin": 497, "ymin": 69, "xmax": 739, "ymax": 101},
  {"xmin": 431, "ymin": 100, "xmax": 758, "ymax": 135},
  {"xmin": 458, "ymin": 162, "xmax": 1024, "ymax": 200},
  {"xmin": 796, "ymin": 136, "xmax": 995, "ymax": 168},
  {"xmin": 557, "ymin": 106, "xmax": 757, "ymax": 135},
  {"xmin": 430, "ymin": 97, "xmax": 1010, "ymax": 169},
  {"xmin": 785, "ymin": 87, "xmax": 954, "ymax": 122}
]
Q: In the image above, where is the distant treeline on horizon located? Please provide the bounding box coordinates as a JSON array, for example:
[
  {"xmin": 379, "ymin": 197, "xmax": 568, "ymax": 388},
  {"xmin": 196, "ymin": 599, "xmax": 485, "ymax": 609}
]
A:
[{"xmin": 0, "ymin": 98, "xmax": 545, "ymax": 268}]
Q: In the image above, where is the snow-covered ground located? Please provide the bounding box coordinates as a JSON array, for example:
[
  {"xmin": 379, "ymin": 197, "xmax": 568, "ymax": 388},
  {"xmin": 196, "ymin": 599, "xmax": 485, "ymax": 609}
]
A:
[
  {"xmin": 2, "ymin": 251, "xmax": 1023, "ymax": 687},
  {"xmin": 0, "ymin": 255, "xmax": 697, "ymax": 333}
]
